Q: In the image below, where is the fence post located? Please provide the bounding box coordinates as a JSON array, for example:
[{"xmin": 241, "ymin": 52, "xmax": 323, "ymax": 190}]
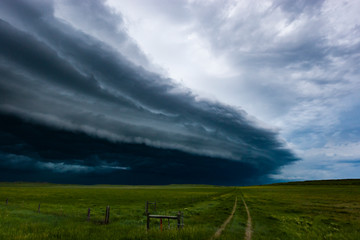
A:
[
  {"xmin": 107, "ymin": 206, "xmax": 110, "ymax": 224},
  {"xmin": 87, "ymin": 208, "xmax": 91, "ymax": 221},
  {"xmin": 146, "ymin": 212, "xmax": 150, "ymax": 230},
  {"xmin": 37, "ymin": 203, "xmax": 41, "ymax": 213},
  {"xmin": 160, "ymin": 218, "xmax": 163, "ymax": 231},
  {"xmin": 181, "ymin": 212, "xmax": 184, "ymax": 228},
  {"xmin": 104, "ymin": 206, "xmax": 110, "ymax": 224},
  {"xmin": 145, "ymin": 201, "xmax": 148, "ymax": 214},
  {"xmin": 104, "ymin": 206, "xmax": 107, "ymax": 224},
  {"xmin": 177, "ymin": 211, "xmax": 181, "ymax": 229}
]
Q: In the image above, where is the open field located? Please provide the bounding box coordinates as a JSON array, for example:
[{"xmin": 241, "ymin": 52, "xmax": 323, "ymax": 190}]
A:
[
  {"xmin": 0, "ymin": 180, "xmax": 359, "ymax": 240},
  {"xmin": 241, "ymin": 180, "xmax": 360, "ymax": 240},
  {"xmin": 0, "ymin": 183, "xmax": 238, "ymax": 240}
]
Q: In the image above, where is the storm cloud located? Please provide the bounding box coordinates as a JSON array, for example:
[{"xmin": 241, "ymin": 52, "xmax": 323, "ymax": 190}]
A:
[{"xmin": 0, "ymin": 0, "xmax": 298, "ymax": 184}]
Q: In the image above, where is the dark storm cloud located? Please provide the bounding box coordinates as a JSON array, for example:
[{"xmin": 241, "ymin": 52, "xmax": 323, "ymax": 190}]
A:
[
  {"xmin": 0, "ymin": 113, "xmax": 262, "ymax": 185},
  {"xmin": 0, "ymin": 0, "xmax": 298, "ymax": 184}
]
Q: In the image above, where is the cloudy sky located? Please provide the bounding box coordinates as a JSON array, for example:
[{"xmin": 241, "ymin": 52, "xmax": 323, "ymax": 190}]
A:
[{"xmin": 0, "ymin": 0, "xmax": 359, "ymax": 185}]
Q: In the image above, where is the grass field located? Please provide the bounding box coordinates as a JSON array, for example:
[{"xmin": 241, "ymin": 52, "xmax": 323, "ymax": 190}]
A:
[
  {"xmin": 241, "ymin": 181, "xmax": 360, "ymax": 240},
  {"xmin": 0, "ymin": 180, "xmax": 359, "ymax": 239}
]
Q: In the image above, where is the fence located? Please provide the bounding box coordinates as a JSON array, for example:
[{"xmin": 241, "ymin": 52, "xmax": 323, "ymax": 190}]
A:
[
  {"xmin": 3, "ymin": 198, "xmax": 183, "ymax": 229},
  {"xmin": 146, "ymin": 211, "xmax": 184, "ymax": 230}
]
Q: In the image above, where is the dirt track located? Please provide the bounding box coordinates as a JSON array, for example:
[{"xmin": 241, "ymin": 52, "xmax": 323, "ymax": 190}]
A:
[
  {"xmin": 241, "ymin": 197, "xmax": 252, "ymax": 240},
  {"xmin": 210, "ymin": 196, "xmax": 252, "ymax": 240},
  {"xmin": 210, "ymin": 197, "xmax": 237, "ymax": 239}
]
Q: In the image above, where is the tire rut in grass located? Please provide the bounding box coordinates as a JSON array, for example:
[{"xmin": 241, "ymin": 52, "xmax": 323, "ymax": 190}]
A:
[
  {"xmin": 210, "ymin": 196, "xmax": 237, "ymax": 239},
  {"xmin": 241, "ymin": 197, "xmax": 252, "ymax": 240}
]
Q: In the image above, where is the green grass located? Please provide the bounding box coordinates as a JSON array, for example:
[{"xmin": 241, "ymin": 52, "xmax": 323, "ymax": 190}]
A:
[
  {"xmin": 0, "ymin": 180, "xmax": 359, "ymax": 239},
  {"xmin": 241, "ymin": 183, "xmax": 360, "ymax": 240},
  {"xmin": 0, "ymin": 183, "xmax": 236, "ymax": 240}
]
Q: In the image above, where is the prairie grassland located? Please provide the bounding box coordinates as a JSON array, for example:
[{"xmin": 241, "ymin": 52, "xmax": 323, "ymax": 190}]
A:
[
  {"xmin": 0, "ymin": 180, "xmax": 359, "ymax": 240},
  {"xmin": 0, "ymin": 183, "xmax": 237, "ymax": 240},
  {"xmin": 241, "ymin": 181, "xmax": 360, "ymax": 240}
]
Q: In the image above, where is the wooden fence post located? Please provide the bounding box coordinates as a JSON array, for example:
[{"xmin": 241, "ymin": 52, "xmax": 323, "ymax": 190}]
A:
[
  {"xmin": 37, "ymin": 203, "xmax": 41, "ymax": 213},
  {"xmin": 104, "ymin": 206, "xmax": 110, "ymax": 224},
  {"xmin": 160, "ymin": 218, "xmax": 163, "ymax": 231},
  {"xmin": 181, "ymin": 211, "xmax": 184, "ymax": 228},
  {"xmin": 145, "ymin": 201, "xmax": 148, "ymax": 214},
  {"xmin": 146, "ymin": 212, "xmax": 150, "ymax": 230},
  {"xmin": 87, "ymin": 208, "xmax": 91, "ymax": 221},
  {"xmin": 108, "ymin": 206, "xmax": 110, "ymax": 223},
  {"xmin": 177, "ymin": 211, "xmax": 181, "ymax": 229},
  {"xmin": 105, "ymin": 206, "xmax": 107, "ymax": 224}
]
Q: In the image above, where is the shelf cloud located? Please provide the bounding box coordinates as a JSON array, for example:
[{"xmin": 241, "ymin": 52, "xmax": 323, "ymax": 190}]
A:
[{"xmin": 0, "ymin": 0, "xmax": 298, "ymax": 184}]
